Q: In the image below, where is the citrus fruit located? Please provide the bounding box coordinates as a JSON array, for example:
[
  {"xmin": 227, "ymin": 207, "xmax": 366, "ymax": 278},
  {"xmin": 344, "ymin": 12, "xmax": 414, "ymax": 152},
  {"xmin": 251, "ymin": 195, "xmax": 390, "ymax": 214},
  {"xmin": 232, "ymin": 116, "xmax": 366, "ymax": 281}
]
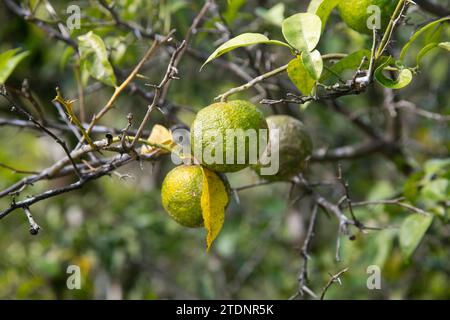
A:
[
  {"xmin": 338, "ymin": 0, "xmax": 399, "ymax": 35},
  {"xmin": 252, "ymin": 115, "xmax": 313, "ymax": 181},
  {"xmin": 161, "ymin": 165, "xmax": 228, "ymax": 227},
  {"xmin": 190, "ymin": 100, "xmax": 268, "ymax": 173}
]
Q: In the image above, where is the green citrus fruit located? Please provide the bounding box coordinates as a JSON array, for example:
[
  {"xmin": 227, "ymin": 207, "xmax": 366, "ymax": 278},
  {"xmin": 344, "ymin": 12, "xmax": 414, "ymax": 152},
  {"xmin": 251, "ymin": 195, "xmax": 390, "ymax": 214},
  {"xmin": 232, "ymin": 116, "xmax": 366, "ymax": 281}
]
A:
[
  {"xmin": 252, "ymin": 115, "xmax": 313, "ymax": 181},
  {"xmin": 338, "ymin": 0, "xmax": 399, "ymax": 35},
  {"xmin": 190, "ymin": 100, "xmax": 268, "ymax": 173},
  {"xmin": 161, "ymin": 165, "xmax": 228, "ymax": 228}
]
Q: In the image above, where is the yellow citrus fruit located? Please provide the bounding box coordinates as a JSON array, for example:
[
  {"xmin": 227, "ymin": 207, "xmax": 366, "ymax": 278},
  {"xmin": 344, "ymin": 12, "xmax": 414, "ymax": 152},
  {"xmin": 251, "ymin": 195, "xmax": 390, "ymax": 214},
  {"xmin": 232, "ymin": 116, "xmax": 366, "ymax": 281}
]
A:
[
  {"xmin": 338, "ymin": 0, "xmax": 399, "ymax": 35},
  {"xmin": 161, "ymin": 165, "xmax": 228, "ymax": 227},
  {"xmin": 253, "ymin": 115, "xmax": 312, "ymax": 181},
  {"xmin": 190, "ymin": 100, "xmax": 268, "ymax": 173}
]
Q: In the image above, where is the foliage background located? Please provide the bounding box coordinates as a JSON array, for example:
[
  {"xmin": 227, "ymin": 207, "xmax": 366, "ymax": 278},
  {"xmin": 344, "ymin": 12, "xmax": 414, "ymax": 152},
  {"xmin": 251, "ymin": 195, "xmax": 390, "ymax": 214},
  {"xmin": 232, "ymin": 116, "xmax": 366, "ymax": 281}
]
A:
[{"xmin": 0, "ymin": 0, "xmax": 449, "ymax": 299}]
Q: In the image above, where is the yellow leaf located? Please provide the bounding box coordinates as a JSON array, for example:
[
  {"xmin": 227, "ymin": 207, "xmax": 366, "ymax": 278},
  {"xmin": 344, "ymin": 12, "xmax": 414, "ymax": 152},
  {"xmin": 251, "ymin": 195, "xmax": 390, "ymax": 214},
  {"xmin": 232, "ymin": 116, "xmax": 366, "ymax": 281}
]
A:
[
  {"xmin": 141, "ymin": 124, "xmax": 173, "ymax": 155},
  {"xmin": 200, "ymin": 166, "xmax": 228, "ymax": 252}
]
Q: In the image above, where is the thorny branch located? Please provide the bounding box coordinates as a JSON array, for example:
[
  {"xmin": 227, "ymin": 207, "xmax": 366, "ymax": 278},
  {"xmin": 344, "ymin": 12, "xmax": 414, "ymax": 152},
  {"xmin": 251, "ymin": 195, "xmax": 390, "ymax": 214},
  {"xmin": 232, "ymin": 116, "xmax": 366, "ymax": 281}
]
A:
[
  {"xmin": 0, "ymin": 88, "xmax": 83, "ymax": 179},
  {"xmin": 320, "ymin": 268, "xmax": 349, "ymax": 300}
]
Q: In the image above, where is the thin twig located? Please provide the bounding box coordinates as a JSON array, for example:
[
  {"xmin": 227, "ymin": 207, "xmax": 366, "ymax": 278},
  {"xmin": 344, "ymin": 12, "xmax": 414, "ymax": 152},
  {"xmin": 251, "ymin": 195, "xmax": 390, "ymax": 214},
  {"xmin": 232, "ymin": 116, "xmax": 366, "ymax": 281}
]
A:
[
  {"xmin": 83, "ymin": 31, "xmax": 175, "ymax": 141},
  {"xmin": 233, "ymin": 180, "xmax": 276, "ymax": 192},
  {"xmin": 0, "ymin": 90, "xmax": 83, "ymax": 179},
  {"xmin": 297, "ymin": 204, "xmax": 319, "ymax": 296},
  {"xmin": 337, "ymin": 164, "xmax": 360, "ymax": 226},
  {"xmin": 0, "ymin": 163, "xmax": 39, "ymax": 175},
  {"xmin": 352, "ymin": 197, "xmax": 431, "ymax": 216},
  {"xmin": 320, "ymin": 267, "xmax": 349, "ymax": 300},
  {"xmin": 130, "ymin": 41, "xmax": 186, "ymax": 149}
]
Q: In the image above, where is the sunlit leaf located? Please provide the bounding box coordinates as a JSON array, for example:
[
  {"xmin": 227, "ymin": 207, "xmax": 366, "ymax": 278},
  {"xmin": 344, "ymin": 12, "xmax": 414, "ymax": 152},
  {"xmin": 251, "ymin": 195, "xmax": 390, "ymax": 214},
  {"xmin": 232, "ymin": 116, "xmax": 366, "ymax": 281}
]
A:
[
  {"xmin": 200, "ymin": 166, "xmax": 228, "ymax": 252},
  {"xmin": 424, "ymin": 158, "xmax": 450, "ymax": 176},
  {"xmin": 320, "ymin": 49, "xmax": 370, "ymax": 82},
  {"xmin": 0, "ymin": 49, "xmax": 30, "ymax": 84},
  {"xmin": 287, "ymin": 56, "xmax": 316, "ymax": 95},
  {"xmin": 421, "ymin": 179, "xmax": 449, "ymax": 202},
  {"xmin": 307, "ymin": 0, "xmax": 342, "ymax": 31},
  {"xmin": 399, "ymin": 214, "xmax": 433, "ymax": 260},
  {"xmin": 78, "ymin": 31, "xmax": 117, "ymax": 87},
  {"xmin": 282, "ymin": 13, "xmax": 322, "ymax": 52},
  {"xmin": 301, "ymin": 49, "xmax": 323, "ymax": 80},
  {"xmin": 201, "ymin": 33, "xmax": 290, "ymax": 70},
  {"xmin": 438, "ymin": 42, "xmax": 450, "ymax": 51},
  {"xmin": 141, "ymin": 124, "xmax": 174, "ymax": 155}
]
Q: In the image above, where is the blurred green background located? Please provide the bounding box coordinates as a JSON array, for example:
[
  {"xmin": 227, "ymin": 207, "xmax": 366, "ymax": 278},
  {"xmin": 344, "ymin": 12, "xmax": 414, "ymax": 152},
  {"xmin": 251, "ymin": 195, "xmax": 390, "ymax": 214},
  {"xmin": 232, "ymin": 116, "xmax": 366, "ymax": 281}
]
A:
[{"xmin": 0, "ymin": 0, "xmax": 449, "ymax": 299}]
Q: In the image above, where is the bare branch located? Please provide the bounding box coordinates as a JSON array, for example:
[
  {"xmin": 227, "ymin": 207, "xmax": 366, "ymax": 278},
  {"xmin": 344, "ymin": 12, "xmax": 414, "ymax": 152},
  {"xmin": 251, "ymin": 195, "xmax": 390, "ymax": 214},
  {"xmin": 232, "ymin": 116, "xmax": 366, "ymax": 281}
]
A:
[
  {"xmin": 297, "ymin": 204, "xmax": 319, "ymax": 297},
  {"xmin": 352, "ymin": 197, "xmax": 431, "ymax": 216},
  {"xmin": 311, "ymin": 140, "xmax": 385, "ymax": 162},
  {"xmin": 0, "ymin": 89, "xmax": 83, "ymax": 179},
  {"xmin": 320, "ymin": 267, "xmax": 349, "ymax": 300},
  {"xmin": 0, "ymin": 162, "xmax": 38, "ymax": 175}
]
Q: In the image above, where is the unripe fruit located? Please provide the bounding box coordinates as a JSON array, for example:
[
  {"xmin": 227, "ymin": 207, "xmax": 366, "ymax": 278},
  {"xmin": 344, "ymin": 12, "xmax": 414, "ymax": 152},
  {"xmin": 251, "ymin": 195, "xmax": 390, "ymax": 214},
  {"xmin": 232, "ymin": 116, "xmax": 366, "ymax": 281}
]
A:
[
  {"xmin": 338, "ymin": 0, "xmax": 399, "ymax": 35},
  {"xmin": 190, "ymin": 100, "xmax": 268, "ymax": 173},
  {"xmin": 253, "ymin": 115, "xmax": 312, "ymax": 181},
  {"xmin": 161, "ymin": 165, "xmax": 228, "ymax": 227}
]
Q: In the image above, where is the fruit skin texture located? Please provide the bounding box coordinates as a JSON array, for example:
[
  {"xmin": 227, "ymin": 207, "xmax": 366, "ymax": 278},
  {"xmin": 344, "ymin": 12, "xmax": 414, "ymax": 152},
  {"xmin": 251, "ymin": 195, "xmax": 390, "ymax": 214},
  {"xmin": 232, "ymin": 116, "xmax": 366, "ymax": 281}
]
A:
[
  {"xmin": 253, "ymin": 115, "xmax": 313, "ymax": 181},
  {"xmin": 161, "ymin": 165, "xmax": 228, "ymax": 228},
  {"xmin": 338, "ymin": 0, "xmax": 398, "ymax": 35},
  {"xmin": 190, "ymin": 100, "xmax": 268, "ymax": 173}
]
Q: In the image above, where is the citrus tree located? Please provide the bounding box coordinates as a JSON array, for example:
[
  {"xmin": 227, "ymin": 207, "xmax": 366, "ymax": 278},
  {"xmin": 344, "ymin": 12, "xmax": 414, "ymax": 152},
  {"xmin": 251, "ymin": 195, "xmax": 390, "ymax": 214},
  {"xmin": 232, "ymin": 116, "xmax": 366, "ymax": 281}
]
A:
[{"xmin": 0, "ymin": 0, "xmax": 449, "ymax": 299}]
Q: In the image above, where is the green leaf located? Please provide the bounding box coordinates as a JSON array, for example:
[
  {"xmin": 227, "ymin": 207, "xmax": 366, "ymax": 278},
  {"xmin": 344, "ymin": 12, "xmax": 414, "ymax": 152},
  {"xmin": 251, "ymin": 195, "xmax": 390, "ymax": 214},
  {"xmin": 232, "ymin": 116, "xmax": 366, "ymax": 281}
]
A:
[
  {"xmin": 59, "ymin": 46, "xmax": 75, "ymax": 71},
  {"xmin": 223, "ymin": 0, "xmax": 246, "ymax": 24},
  {"xmin": 414, "ymin": 41, "xmax": 450, "ymax": 68},
  {"xmin": 287, "ymin": 56, "xmax": 316, "ymax": 95},
  {"xmin": 281, "ymin": 13, "xmax": 322, "ymax": 52},
  {"xmin": 423, "ymin": 23, "xmax": 443, "ymax": 45},
  {"xmin": 424, "ymin": 158, "xmax": 450, "ymax": 176},
  {"xmin": 438, "ymin": 42, "xmax": 450, "ymax": 51},
  {"xmin": 307, "ymin": 0, "xmax": 341, "ymax": 31},
  {"xmin": 320, "ymin": 49, "xmax": 370, "ymax": 82},
  {"xmin": 415, "ymin": 43, "xmax": 439, "ymax": 68},
  {"xmin": 400, "ymin": 17, "xmax": 450, "ymax": 62},
  {"xmin": 403, "ymin": 171, "xmax": 424, "ymax": 202},
  {"xmin": 77, "ymin": 31, "xmax": 117, "ymax": 87},
  {"xmin": 374, "ymin": 58, "xmax": 413, "ymax": 89},
  {"xmin": 301, "ymin": 49, "xmax": 323, "ymax": 80},
  {"xmin": 0, "ymin": 49, "xmax": 30, "ymax": 84},
  {"xmin": 255, "ymin": 3, "xmax": 285, "ymax": 26},
  {"xmin": 399, "ymin": 214, "xmax": 433, "ymax": 260},
  {"xmin": 200, "ymin": 166, "xmax": 228, "ymax": 252},
  {"xmin": 421, "ymin": 179, "xmax": 449, "ymax": 202},
  {"xmin": 201, "ymin": 33, "xmax": 290, "ymax": 70}
]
